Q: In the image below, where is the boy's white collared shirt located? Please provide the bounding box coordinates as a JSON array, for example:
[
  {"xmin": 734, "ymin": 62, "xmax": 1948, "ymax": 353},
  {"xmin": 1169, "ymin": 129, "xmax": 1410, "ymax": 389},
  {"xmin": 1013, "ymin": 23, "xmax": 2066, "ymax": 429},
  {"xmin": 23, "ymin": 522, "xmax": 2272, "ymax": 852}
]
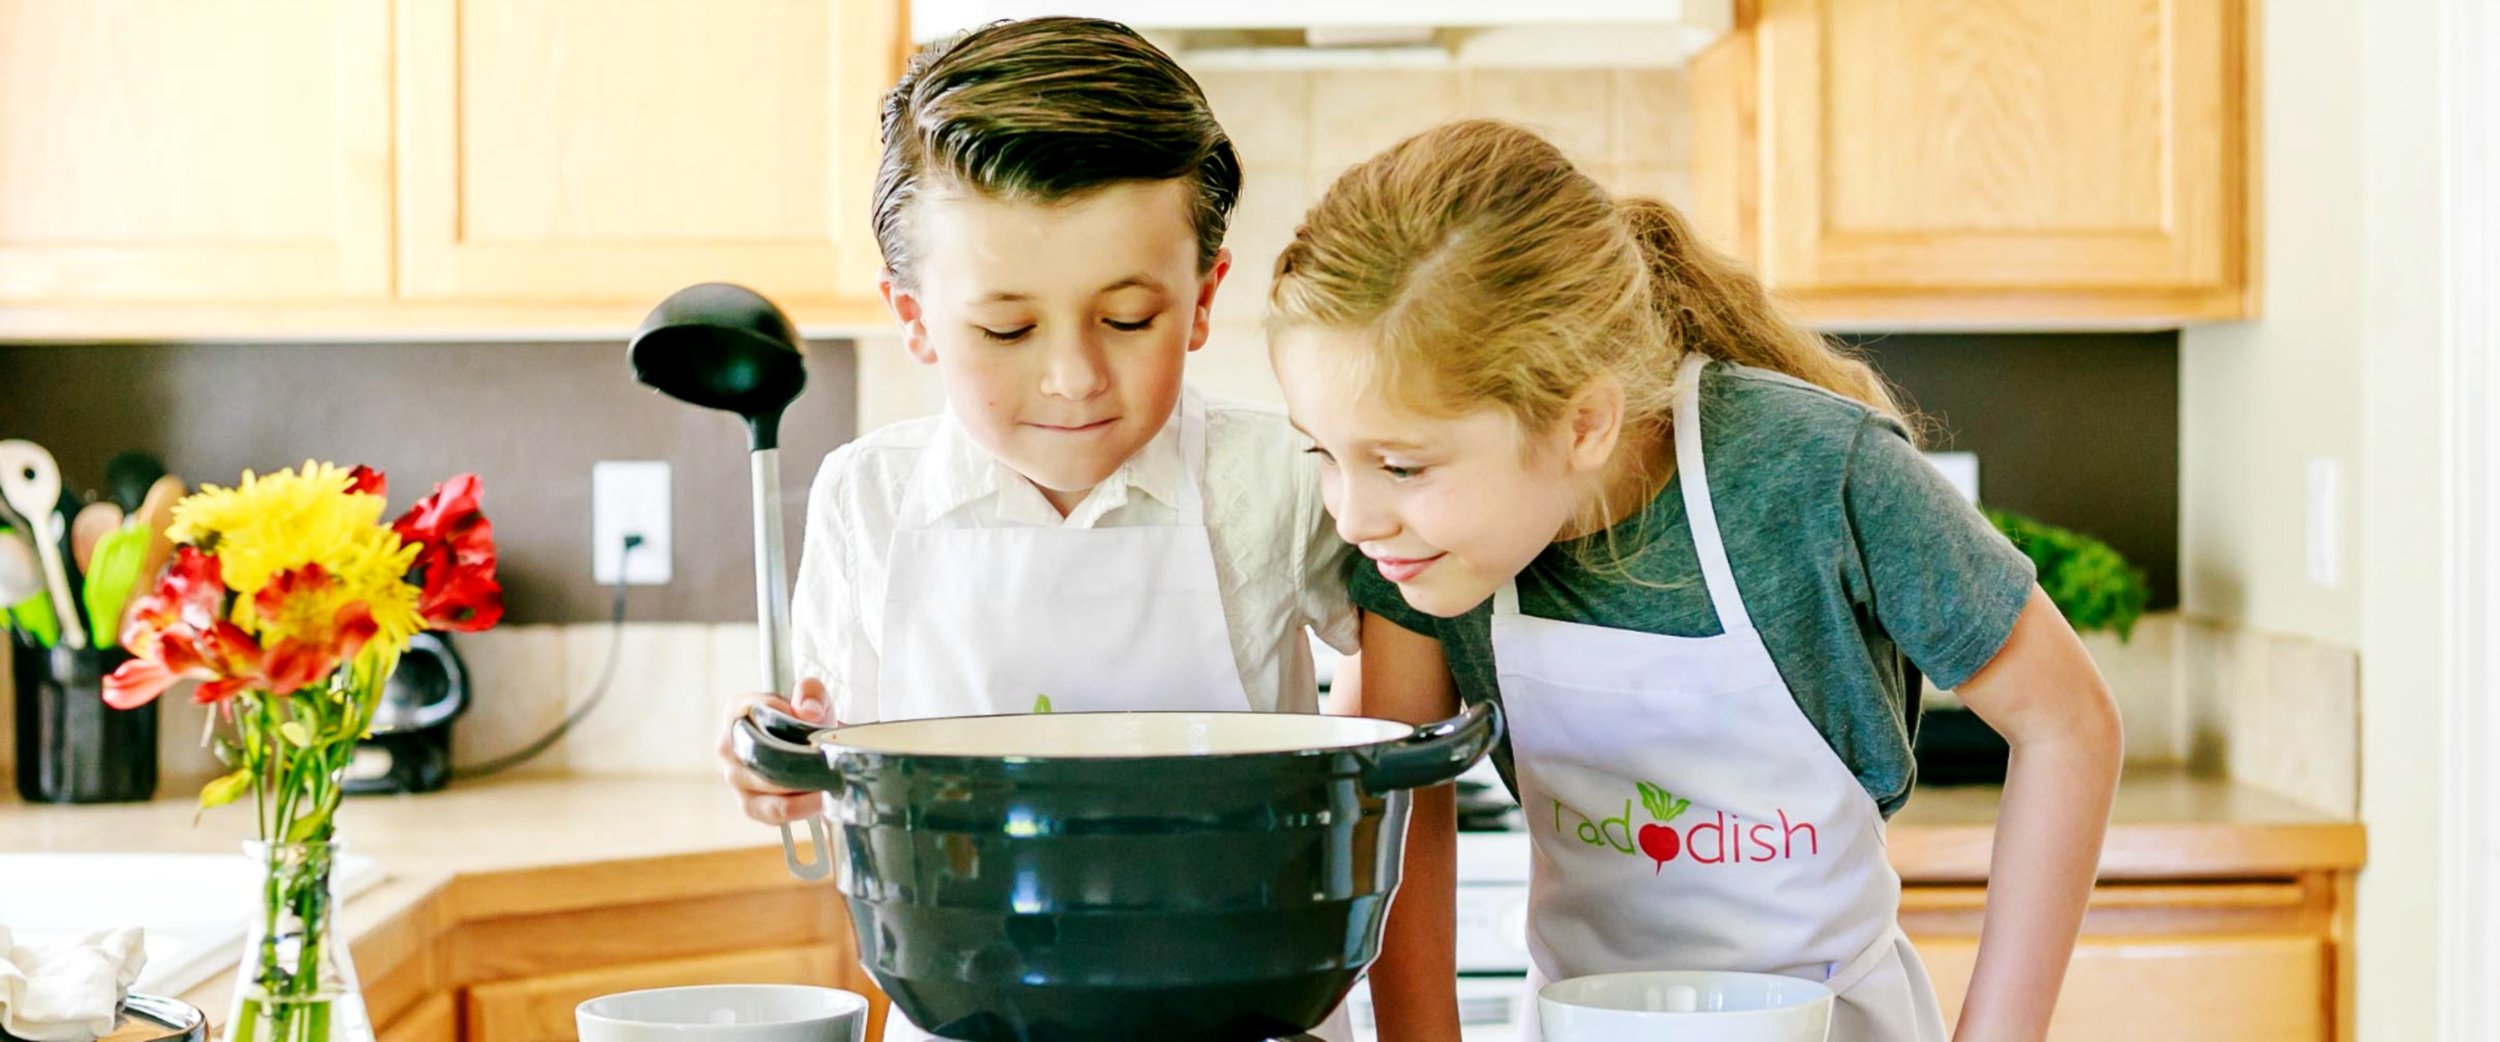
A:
[{"xmin": 791, "ymin": 385, "xmax": 1359, "ymax": 724}]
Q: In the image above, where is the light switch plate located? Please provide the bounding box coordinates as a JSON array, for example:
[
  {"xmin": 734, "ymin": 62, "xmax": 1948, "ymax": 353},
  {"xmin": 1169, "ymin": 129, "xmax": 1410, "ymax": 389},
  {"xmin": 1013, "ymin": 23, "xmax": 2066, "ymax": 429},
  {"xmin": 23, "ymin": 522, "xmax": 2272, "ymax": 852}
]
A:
[
  {"xmin": 593, "ymin": 460, "xmax": 672, "ymax": 585},
  {"xmin": 2307, "ymin": 456, "xmax": 2341, "ymax": 589}
]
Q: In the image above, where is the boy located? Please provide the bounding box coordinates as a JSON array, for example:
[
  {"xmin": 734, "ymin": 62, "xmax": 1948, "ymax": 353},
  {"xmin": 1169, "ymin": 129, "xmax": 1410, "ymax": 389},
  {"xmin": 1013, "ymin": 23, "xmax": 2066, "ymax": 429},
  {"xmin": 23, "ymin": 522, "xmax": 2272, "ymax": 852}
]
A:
[{"xmin": 715, "ymin": 19, "xmax": 1359, "ymax": 1042}]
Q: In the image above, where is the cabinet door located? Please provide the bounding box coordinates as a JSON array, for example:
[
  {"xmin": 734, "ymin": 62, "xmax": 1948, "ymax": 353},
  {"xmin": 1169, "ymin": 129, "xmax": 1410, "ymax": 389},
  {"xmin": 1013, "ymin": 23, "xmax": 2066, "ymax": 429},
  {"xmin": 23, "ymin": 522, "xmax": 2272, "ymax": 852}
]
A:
[
  {"xmin": 1726, "ymin": 0, "xmax": 2249, "ymax": 322},
  {"xmin": 464, "ymin": 945, "xmax": 847, "ymax": 1042},
  {"xmin": 0, "ymin": 0, "xmax": 392, "ymax": 303},
  {"xmin": 395, "ymin": 0, "xmax": 898, "ymax": 319},
  {"xmin": 1916, "ymin": 933, "xmax": 2327, "ymax": 1042}
]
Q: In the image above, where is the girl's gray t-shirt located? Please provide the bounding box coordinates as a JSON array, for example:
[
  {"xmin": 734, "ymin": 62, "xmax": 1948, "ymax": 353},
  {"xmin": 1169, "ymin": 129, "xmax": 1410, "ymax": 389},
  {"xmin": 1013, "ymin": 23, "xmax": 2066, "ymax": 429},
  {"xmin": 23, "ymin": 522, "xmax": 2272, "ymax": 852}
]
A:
[{"xmin": 1349, "ymin": 362, "xmax": 2036, "ymax": 817}]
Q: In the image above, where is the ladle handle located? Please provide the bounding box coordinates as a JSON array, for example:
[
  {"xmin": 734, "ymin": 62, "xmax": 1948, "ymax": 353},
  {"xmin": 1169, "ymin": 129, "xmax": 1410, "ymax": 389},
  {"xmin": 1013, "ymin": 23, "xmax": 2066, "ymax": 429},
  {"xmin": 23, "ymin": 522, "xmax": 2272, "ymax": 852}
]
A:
[
  {"xmin": 1358, "ymin": 700, "xmax": 1503, "ymax": 795},
  {"xmin": 733, "ymin": 706, "xmax": 836, "ymax": 881},
  {"xmin": 745, "ymin": 445, "xmax": 821, "ymax": 878},
  {"xmin": 752, "ymin": 448, "xmax": 794, "ymax": 696}
]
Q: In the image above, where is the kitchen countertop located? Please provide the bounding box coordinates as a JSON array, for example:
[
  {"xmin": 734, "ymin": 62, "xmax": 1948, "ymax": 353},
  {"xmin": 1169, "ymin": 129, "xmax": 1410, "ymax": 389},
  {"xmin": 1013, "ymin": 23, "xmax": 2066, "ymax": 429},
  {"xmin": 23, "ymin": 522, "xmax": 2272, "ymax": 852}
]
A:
[{"xmin": 0, "ymin": 767, "xmax": 2365, "ymax": 1018}]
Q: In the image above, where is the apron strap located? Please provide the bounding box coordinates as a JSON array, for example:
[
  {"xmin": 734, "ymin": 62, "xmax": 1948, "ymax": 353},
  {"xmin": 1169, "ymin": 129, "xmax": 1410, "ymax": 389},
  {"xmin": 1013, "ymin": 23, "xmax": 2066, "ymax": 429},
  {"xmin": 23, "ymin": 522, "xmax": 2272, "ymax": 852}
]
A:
[
  {"xmin": 1494, "ymin": 580, "xmax": 1522, "ymax": 615},
  {"xmin": 1672, "ymin": 355, "xmax": 1756, "ymax": 636},
  {"xmin": 1824, "ymin": 922, "xmax": 1912, "ymax": 994},
  {"xmin": 1174, "ymin": 389, "xmax": 1208, "ymax": 526}
]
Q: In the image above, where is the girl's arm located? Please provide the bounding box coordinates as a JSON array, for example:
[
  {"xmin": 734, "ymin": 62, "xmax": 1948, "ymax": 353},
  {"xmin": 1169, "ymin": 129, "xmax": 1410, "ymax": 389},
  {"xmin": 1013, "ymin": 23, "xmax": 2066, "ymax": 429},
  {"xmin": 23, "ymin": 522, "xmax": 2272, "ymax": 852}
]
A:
[
  {"xmin": 1360, "ymin": 612, "xmax": 1464, "ymax": 1042},
  {"xmin": 1944, "ymin": 586, "xmax": 2125, "ymax": 1041}
]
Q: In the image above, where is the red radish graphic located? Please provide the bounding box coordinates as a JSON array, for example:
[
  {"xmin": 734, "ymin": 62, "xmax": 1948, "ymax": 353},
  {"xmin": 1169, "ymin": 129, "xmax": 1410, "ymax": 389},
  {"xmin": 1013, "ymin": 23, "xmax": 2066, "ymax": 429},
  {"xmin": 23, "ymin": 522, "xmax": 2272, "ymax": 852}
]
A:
[
  {"xmin": 1636, "ymin": 782, "xmax": 1693, "ymax": 873},
  {"xmin": 1638, "ymin": 823, "xmax": 1680, "ymax": 867}
]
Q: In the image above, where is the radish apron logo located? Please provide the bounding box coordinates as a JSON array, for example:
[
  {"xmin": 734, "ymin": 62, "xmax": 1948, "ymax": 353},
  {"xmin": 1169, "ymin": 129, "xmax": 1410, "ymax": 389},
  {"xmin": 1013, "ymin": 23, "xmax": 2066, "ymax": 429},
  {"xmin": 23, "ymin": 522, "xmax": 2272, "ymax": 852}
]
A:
[{"xmin": 1551, "ymin": 781, "xmax": 1820, "ymax": 871}]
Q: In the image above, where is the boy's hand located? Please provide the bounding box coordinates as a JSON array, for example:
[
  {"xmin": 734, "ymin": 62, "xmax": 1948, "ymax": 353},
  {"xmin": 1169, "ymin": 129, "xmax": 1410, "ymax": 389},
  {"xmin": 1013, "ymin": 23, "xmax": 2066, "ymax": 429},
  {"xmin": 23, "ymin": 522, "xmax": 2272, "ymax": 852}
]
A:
[{"xmin": 717, "ymin": 678, "xmax": 832, "ymax": 825}]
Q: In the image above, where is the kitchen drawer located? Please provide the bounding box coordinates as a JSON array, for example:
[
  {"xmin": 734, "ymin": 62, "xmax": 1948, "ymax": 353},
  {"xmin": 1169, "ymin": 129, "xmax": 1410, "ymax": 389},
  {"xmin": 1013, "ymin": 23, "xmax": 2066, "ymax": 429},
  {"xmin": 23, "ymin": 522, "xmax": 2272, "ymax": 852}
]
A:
[{"xmin": 1916, "ymin": 932, "xmax": 2327, "ymax": 1042}]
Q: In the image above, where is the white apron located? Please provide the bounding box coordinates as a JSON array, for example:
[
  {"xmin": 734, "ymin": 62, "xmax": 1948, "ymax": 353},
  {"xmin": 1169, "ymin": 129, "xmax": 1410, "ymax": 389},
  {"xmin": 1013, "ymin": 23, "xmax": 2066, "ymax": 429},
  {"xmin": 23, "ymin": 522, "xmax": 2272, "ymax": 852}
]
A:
[
  {"xmin": 872, "ymin": 392, "xmax": 1353, "ymax": 1042},
  {"xmin": 1503, "ymin": 356, "xmax": 1948, "ymax": 1042}
]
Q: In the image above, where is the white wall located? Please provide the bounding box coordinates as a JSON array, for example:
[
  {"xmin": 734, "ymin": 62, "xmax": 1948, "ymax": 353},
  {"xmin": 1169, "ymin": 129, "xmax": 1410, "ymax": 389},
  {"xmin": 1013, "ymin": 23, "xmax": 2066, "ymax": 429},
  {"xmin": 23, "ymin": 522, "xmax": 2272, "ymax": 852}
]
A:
[
  {"xmin": 2177, "ymin": 0, "xmax": 2367, "ymax": 649},
  {"xmin": 2354, "ymin": 0, "xmax": 2449, "ymax": 1038},
  {"xmin": 2183, "ymin": 0, "xmax": 2450, "ymax": 1037}
]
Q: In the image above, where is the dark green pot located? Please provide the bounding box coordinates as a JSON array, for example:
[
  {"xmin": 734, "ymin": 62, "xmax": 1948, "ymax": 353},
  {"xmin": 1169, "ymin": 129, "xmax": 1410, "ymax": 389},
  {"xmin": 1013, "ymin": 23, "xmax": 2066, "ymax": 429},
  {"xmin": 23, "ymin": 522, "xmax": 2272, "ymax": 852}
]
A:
[{"xmin": 735, "ymin": 704, "xmax": 1500, "ymax": 1042}]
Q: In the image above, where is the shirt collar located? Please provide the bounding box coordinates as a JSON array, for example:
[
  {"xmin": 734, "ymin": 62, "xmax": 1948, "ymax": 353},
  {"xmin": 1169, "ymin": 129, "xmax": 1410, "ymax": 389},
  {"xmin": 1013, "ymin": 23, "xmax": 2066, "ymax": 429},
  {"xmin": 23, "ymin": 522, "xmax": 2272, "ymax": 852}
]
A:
[{"xmin": 910, "ymin": 387, "xmax": 1192, "ymax": 528}]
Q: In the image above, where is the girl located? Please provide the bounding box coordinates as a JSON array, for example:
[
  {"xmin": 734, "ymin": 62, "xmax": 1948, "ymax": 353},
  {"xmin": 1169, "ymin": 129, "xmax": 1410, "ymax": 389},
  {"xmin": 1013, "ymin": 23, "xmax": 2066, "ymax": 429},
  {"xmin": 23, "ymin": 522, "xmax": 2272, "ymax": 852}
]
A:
[{"xmin": 1267, "ymin": 120, "xmax": 2123, "ymax": 1042}]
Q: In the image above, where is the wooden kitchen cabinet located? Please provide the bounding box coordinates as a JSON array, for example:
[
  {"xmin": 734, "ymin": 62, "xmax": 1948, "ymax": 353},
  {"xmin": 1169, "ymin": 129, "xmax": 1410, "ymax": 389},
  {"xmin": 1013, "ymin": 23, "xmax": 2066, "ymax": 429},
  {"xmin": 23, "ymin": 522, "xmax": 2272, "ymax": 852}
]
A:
[
  {"xmin": 336, "ymin": 850, "xmax": 891, "ymax": 1042},
  {"xmin": 393, "ymin": 0, "xmax": 898, "ymax": 321},
  {"xmin": 1922, "ymin": 934, "xmax": 2327, "ymax": 1041},
  {"xmin": 0, "ymin": 0, "xmax": 393, "ymax": 306},
  {"xmin": 378, "ymin": 994, "xmax": 460, "ymax": 1042},
  {"xmin": 0, "ymin": 0, "xmax": 901, "ymax": 337},
  {"xmin": 465, "ymin": 946, "xmax": 847, "ymax": 1042},
  {"xmin": 1691, "ymin": 0, "xmax": 2254, "ymax": 326},
  {"xmin": 1905, "ymin": 875, "xmax": 2345, "ymax": 1041}
]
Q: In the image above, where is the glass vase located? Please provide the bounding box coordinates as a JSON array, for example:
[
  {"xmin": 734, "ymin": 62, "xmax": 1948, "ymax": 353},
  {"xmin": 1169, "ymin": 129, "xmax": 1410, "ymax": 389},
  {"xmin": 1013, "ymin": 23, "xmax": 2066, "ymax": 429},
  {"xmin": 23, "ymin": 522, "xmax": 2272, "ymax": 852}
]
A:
[{"xmin": 225, "ymin": 841, "xmax": 372, "ymax": 1042}]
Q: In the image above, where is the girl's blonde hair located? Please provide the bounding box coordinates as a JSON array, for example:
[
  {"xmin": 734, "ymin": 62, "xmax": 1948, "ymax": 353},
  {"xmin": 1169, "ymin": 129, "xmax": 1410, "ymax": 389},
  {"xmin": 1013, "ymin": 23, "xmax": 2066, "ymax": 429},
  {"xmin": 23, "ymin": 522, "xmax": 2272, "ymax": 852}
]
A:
[{"xmin": 1268, "ymin": 119, "xmax": 1903, "ymax": 449}]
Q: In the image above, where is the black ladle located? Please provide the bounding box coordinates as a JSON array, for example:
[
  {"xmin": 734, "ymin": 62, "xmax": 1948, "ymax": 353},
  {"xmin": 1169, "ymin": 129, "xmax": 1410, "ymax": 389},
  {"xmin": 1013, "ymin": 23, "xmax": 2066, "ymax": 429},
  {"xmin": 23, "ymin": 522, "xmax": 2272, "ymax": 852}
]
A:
[{"xmin": 629, "ymin": 283, "xmax": 831, "ymax": 880}]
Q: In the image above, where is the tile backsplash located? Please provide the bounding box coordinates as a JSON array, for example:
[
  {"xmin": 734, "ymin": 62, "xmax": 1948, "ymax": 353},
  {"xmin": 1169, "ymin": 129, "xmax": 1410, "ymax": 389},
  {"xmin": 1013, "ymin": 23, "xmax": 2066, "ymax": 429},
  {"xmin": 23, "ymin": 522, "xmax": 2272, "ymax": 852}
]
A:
[
  {"xmin": 2179, "ymin": 619, "xmax": 2361, "ymax": 817},
  {"xmin": 856, "ymin": 64, "xmax": 1700, "ymax": 431},
  {"xmin": 107, "ymin": 612, "xmax": 2355, "ymax": 813},
  {"xmin": 1962, "ymin": 611, "xmax": 2361, "ymax": 818},
  {"xmin": 110, "ymin": 623, "xmax": 760, "ymax": 794},
  {"xmin": 1207, "ymin": 64, "xmax": 1693, "ymax": 379}
]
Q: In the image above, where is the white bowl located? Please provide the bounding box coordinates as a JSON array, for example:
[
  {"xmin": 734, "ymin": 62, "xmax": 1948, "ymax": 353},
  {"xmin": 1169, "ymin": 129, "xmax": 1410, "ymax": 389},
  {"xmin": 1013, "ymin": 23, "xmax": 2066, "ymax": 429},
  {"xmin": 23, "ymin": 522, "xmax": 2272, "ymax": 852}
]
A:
[
  {"xmin": 577, "ymin": 985, "xmax": 870, "ymax": 1042},
  {"xmin": 1539, "ymin": 970, "xmax": 1835, "ymax": 1042}
]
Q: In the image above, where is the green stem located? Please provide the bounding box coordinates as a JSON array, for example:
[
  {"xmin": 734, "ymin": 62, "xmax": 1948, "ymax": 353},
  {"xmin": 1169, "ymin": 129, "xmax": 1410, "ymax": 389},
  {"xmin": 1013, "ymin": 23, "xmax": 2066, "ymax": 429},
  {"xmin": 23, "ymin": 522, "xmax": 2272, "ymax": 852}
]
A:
[{"xmin": 233, "ymin": 998, "xmax": 264, "ymax": 1042}]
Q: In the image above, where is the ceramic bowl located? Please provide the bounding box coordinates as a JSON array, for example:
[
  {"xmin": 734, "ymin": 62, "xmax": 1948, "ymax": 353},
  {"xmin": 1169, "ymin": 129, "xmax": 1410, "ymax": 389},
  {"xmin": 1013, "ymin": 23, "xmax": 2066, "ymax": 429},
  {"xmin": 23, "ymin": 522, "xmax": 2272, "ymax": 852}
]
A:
[
  {"xmin": 576, "ymin": 984, "xmax": 869, "ymax": 1042},
  {"xmin": 1538, "ymin": 970, "xmax": 1834, "ymax": 1042}
]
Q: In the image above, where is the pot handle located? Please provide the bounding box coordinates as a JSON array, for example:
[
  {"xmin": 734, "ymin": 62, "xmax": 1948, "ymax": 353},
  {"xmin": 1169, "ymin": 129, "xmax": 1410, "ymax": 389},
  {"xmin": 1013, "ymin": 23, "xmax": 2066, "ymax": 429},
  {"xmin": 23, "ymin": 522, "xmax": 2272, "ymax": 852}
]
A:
[
  {"xmin": 731, "ymin": 705, "xmax": 837, "ymax": 880},
  {"xmin": 1358, "ymin": 700, "xmax": 1503, "ymax": 795}
]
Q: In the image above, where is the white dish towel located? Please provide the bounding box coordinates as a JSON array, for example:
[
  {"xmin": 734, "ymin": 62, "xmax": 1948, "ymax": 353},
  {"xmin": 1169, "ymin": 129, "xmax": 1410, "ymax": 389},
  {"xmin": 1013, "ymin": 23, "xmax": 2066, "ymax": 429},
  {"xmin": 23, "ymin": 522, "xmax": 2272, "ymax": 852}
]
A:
[{"xmin": 0, "ymin": 925, "xmax": 146, "ymax": 1042}]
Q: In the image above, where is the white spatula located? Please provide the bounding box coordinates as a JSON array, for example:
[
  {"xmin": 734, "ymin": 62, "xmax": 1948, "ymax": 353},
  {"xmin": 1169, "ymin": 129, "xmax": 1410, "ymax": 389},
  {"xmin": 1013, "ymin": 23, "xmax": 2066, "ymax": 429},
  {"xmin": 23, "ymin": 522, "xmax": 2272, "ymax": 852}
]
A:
[{"xmin": 0, "ymin": 440, "xmax": 88, "ymax": 649}]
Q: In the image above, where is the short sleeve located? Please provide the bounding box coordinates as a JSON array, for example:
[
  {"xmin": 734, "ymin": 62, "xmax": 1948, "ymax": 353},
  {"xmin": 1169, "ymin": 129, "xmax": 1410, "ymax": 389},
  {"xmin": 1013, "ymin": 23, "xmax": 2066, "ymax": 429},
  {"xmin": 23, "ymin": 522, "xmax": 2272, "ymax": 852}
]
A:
[
  {"xmin": 1295, "ymin": 454, "xmax": 1362, "ymax": 654},
  {"xmin": 1843, "ymin": 414, "xmax": 2037, "ymax": 690},
  {"xmin": 789, "ymin": 444, "xmax": 877, "ymax": 723}
]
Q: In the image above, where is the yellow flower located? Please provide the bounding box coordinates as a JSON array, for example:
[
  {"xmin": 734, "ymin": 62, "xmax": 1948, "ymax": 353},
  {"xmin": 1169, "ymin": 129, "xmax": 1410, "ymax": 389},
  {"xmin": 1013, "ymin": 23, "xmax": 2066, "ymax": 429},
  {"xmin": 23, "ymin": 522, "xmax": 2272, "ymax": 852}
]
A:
[{"xmin": 169, "ymin": 461, "xmax": 424, "ymax": 651}]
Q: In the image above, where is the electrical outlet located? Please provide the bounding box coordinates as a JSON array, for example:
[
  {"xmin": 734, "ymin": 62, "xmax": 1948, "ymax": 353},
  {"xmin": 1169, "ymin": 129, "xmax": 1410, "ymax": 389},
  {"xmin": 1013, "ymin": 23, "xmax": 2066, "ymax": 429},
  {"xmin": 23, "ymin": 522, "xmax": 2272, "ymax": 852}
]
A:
[
  {"xmin": 593, "ymin": 461, "xmax": 672, "ymax": 585},
  {"xmin": 2306, "ymin": 456, "xmax": 2341, "ymax": 589}
]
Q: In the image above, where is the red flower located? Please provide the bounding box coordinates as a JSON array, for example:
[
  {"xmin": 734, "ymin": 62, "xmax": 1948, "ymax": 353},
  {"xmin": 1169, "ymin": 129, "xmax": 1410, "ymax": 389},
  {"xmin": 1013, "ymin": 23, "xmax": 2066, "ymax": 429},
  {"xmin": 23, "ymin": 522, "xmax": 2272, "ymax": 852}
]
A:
[
  {"xmin": 344, "ymin": 465, "xmax": 387, "ymax": 496},
  {"xmin": 392, "ymin": 474, "xmax": 503, "ymax": 632},
  {"xmin": 105, "ymin": 551, "xmax": 379, "ymax": 709},
  {"xmin": 106, "ymin": 547, "xmax": 229, "ymax": 709},
  {"xmin": 116, "ymin": 546, "xmax": 225, "ymax": 662},
  {"xmin": 247, "ymin": 565, "xmax": 380, "ymax": 692}
]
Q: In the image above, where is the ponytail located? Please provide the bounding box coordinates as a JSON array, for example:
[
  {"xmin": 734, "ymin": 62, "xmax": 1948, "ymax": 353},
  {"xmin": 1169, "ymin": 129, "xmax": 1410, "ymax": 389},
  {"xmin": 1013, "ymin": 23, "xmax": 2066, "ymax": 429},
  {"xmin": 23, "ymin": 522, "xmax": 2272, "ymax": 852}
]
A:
[{"xmin": 1617, "ymin": 197, "xmax": 1907, "ymax": 423}]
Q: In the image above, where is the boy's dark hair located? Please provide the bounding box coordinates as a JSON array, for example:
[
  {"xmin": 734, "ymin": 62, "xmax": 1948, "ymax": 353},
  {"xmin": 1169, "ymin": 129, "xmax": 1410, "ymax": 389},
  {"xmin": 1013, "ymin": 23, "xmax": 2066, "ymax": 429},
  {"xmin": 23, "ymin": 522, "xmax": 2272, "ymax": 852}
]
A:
[{"xmin": 872, "ymin": 17, "xmax": 1242, "ymax": 288}]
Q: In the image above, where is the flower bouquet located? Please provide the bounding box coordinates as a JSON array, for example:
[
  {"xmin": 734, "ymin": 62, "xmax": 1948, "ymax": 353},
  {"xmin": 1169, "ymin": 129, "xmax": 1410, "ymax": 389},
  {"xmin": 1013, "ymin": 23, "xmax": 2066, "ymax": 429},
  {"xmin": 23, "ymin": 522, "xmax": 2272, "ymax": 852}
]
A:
[{"xmin": 103, "ymin": 462, "xmax": 502, "ymax": 1042}]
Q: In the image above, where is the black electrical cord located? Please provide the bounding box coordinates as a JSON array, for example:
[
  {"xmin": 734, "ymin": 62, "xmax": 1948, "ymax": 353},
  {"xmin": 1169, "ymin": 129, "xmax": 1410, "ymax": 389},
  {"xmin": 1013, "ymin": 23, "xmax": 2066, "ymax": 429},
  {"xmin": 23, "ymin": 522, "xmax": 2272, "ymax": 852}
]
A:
[{"xmin": 453, "ymin": 534, "xmax": 641, "ymax": 779}]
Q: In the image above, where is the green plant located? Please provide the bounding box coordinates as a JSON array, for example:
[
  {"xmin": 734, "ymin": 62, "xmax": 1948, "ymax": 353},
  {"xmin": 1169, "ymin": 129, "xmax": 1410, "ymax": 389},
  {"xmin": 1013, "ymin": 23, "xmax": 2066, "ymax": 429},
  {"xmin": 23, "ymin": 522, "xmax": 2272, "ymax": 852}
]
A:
[{"xmin": 1984, "ymin": 509, "xmax": 2151, "ymax": 642}]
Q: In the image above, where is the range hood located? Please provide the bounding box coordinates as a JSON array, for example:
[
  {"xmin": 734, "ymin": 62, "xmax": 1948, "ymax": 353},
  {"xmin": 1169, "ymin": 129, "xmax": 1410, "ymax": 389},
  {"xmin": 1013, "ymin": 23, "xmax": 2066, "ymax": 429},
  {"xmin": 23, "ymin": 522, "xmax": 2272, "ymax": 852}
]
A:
[{"xmin": 909, "ymin": 1, "xmax": 1734, "ymax": 68}]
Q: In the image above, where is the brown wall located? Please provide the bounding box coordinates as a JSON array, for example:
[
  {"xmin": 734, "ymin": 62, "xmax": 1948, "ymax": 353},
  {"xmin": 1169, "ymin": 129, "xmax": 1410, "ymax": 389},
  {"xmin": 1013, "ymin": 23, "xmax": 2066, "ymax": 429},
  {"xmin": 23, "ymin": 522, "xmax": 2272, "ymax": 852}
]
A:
[
  {"xmin": 0, "ymin": 332, "xmax": 2177, "ymax": 621},
  {"xmin": 1851, "ymin": 331, "xmax": 2181, "ymax": 609},
  {"xmin": 0, "ymin": 340, "xmax": 857, "ymax": 623}
]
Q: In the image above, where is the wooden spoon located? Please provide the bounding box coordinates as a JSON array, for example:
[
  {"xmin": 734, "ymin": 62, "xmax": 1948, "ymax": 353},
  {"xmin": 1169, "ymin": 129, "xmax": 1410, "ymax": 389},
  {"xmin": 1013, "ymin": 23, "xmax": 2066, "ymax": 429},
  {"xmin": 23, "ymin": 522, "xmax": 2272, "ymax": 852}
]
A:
[
  {"xmin": 129, "ymin": 474, "xmax": 187, "ymax": 606},
  {"xmin": 71, "ymin": 500, "xmax": 123, "ymax": 572}
]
